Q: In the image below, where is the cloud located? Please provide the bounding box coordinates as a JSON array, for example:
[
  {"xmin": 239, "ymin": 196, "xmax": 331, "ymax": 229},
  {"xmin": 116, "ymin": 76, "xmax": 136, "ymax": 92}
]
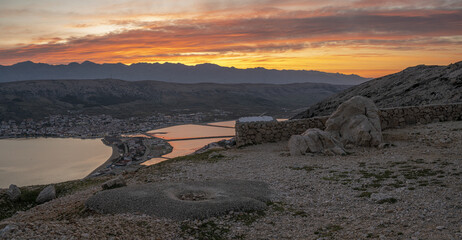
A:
[{"xmin": 0, "ymin": 0, "xmax": 461, "ymax": 77}]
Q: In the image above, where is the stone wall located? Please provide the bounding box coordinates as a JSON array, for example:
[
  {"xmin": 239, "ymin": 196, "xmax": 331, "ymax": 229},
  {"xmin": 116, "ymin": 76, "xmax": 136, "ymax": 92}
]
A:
[
  {"xmin": 235, "ymin": 102, "xmax": 462, "ymax": 147},
  {"xmin": 235, "ymin": 117, "xmax": 328, "ymax": 147},
  {"xmin": 379, "ymin": 103, "xmax": 462, "ymax": 129}
]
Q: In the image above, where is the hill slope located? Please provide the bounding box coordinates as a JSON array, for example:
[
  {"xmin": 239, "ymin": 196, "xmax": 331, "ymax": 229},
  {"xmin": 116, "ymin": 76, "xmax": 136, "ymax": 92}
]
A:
[
  {"xmin": 0, "ymin": 61, "xmax": 368, "ymax": 85},
  {"xmin": 0, "ymin": 79, "xmax": 349, "ymax": 121},
  {"xmin": 292, "ymin": 61, "xmax": 462, "ymax": 119}
]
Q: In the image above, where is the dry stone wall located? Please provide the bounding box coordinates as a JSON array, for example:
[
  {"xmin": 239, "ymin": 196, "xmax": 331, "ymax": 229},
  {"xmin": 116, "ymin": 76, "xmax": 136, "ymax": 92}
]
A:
[
  {"xmin": 379, "ymin": 103, "xmax": 462, "ymax": 129},
  {"xmin": 235, "ymin": 103, "xmax": 462, "ymax": 147}
]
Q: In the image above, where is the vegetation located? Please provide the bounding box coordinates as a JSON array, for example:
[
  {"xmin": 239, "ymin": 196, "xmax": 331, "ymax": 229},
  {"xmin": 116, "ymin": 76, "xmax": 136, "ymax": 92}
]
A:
[
  {"xmin": 0, "ymin": 177, "xmax": 106, "ymax": 221},
  {"xmin": 180, "ymin": 220, "xmax": 230, "ymax": 240}
]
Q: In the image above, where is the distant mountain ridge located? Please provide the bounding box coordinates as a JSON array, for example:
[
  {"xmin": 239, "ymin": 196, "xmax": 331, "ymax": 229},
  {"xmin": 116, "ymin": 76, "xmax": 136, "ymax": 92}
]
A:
[
  {"xmin": 0, "ymin": 61, "xmax": 368, "ymax": 85},
  {"xmin": 292, "ymin": 61, "xmax": 462, "ymax": 119}
]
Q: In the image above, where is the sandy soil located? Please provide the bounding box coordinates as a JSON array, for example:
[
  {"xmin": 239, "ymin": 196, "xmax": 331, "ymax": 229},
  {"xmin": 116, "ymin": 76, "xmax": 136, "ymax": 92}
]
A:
[{"xmin": 1, "ymin": 121, "xmax": 461, "ymax": 239}]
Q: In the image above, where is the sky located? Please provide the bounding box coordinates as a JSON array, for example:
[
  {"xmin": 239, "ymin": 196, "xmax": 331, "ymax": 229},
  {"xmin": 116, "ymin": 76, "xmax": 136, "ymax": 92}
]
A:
[{"xmin": 0, "ymin": 0, "xmax": 461, "ymax": 78}]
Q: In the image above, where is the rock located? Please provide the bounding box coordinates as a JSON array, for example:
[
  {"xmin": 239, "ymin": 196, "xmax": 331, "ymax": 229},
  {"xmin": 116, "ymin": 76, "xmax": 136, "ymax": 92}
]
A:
[
  {"xmin": 86, "ymin": 179, "xmax": 271, "ymax": 220},
  {"xmin": 291, "ymin": 61, "xmax": 462, "ymax": 119},
  {"xmin": 0, "ymin": 224, "xmax": 18, "ymax": 238},
  {"xmin": 326, "ymin": 96, "xmax": 383, "ymax": 147},
  {"xmin": 288, "ymin": 128, "xmax": 346, "ymax": 156},
  {"xmin": 102, "ymin": 176, "xmax": 126, "ymax": 190},
  {"xmin": 36, "ymin": 185, "xmax": 56, "ymax": 204},
  {"xmin": 288, "ymin": 135, "xmax": 308, "ymax": 156},
  {"xmin": 6, "ymin": 184, "xmax": 21, "ymax": 202}
]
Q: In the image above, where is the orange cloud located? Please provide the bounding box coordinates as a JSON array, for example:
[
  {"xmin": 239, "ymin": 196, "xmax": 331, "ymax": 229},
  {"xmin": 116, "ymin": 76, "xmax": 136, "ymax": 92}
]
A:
[{"xmin": 0, "ymin": 1, "xmax": 461, "ymax": 77}]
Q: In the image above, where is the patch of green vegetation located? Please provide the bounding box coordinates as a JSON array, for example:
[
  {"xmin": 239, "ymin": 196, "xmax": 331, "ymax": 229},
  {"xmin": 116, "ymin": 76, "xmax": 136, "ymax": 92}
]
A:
[
  {"xmin": 363, "ymin": 182, "xmax": 382, "ymax": 188},
  {"xmin": 366, "ymin": 233, "xmax": 378, "ymax": 238},
  {"xmin": 0, "ymin": 177, "xmax": 107, "ymax": 221},
  {"xmin": 409, "ymin": 158, "xmax": 425, "ymax": 164},
  {"xmin": 266, "ymin": 201, "xmax": 307, "ymax": 218},
  {"xmin": 322, "ymin": 171, "xmax": 351, "ymax": 183},
  {"xmin": 387, "ymin": 161, "xmax": 407, "ymax": 167},
  {"xmin": 180, "ymin": 220, "xmax": 230, "ymax": 240},
  {"xmin": 377, "ymin": 198, "xmax": 398, "ymax": 204},
  {"xmin": 359, "ymin": 170, "xmax": 394, "ymax": 181},
  {"xmin": 0, "ymin": 186, "xmax": 43, "ymax": 221},
  {"xmin": 55, "ymin": 178, "xmax": 106, "ymax": 197},
  {"xmin": 292, "ymin": 210, "xmax": 308, "ymax": 218},
  {"xmin": 266, "ymin": 201, "xmax": 285, "ymax": 212},
  {"xmin": 314, "ymin": 224, "xmax": 343, "ymax": 237},
  {"xmin": 168, "ymin": 150, "xmax": 226, "ymax": 163},
  {"xmin": 231, "ymin": 210, "xmax": 266, "ymax": 226},
  {"xmin": 401, "ymin": 168, "xmax": 445, "ymax": 180},
  {"xmin": 288, "ymin": 165, "xmax": 318, "ymax": 173},
  {"xmin": 352, "ymin": 186, "xmax": 367, "ymax": 191},
  {"xmin": 388, "ymin": 180, "xmax": 405, "ymax": 188},
  {"xmin": 356, "ymin": 191, "xmax": 372, "ymax": 198}
]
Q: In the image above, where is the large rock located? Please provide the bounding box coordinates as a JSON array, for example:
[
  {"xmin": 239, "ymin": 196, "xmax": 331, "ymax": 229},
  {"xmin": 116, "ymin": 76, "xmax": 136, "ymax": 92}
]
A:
[
  {"xmin": 86, "ymin": 179, "xmax": 271, "ymax": 220},
  {"xmin": 6, "ymin": 184, "xmax": 21, "ymax": 202},
  {"xmin": 288, "ymin": 128, "xmax": 346, "ymax": 156},
  {"xmin": 102, "ymin": 176, "xmax": 126, "ymax": 190},
  {"xmin": 325, "ymin": 96, "xmax": 382, "ymax": 147},
  {"xmin": 36, "ymin": 185, "xmax": 56, "ymax": 204}
]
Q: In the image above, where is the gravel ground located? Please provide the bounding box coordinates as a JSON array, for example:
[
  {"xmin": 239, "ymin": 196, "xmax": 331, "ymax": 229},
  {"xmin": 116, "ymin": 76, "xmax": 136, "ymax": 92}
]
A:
[{"xmin": 1, "ymin": 121, "xmax": 462, "ymax": 239}]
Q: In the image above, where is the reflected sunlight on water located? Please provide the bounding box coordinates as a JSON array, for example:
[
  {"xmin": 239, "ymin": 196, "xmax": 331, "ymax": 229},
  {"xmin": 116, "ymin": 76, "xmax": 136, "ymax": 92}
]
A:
[{"xmin": 0, "ymin": 138, "xmax": 111, "ymax": 188}]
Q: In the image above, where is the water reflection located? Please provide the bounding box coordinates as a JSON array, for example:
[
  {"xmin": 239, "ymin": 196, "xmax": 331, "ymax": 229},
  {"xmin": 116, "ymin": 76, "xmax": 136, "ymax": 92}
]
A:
[
  {"xmin": 142, "ymin": 121, "xmax": 235, "ymax": 165},
  {"xmin": 0, "ymin": 138, "xmax": 111, "ymax": 188},
  {"xmin": 147, "ymin": 121, "xmax": 235, "ymax": 140}
]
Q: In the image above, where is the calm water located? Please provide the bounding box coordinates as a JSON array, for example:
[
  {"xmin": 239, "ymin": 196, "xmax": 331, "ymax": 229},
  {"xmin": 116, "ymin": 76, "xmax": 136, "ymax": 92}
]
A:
[
  {"xmin": 142, "ymin": 120, "xmax": 236, "ymax": 165},
  {"xmin": 0, "ymin": 119, "xmax": 284, "ymax": 187},
  {"xmin": 0, "ymin": 138, "xmax": 112, "ymax": 188}
]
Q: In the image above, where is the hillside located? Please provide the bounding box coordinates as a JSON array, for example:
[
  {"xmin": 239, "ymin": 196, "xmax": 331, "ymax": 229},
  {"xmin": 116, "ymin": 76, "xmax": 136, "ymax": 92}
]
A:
[
  {"xmin": 0, "ymin": 61, "xmax": 368, "ymax": 85},
  {"xmin": 292, "ymin": 61, "xmax": 462, "ymax": 119},
  {"xmin": 0, "ymin": 79, "xmax": 349, "ymax": 121}
]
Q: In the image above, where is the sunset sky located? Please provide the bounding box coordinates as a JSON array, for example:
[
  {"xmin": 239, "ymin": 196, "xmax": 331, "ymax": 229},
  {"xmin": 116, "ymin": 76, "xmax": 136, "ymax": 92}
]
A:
[{"xmin": 0, "ymin": 0, "xmax": 461, "ymax": 77}]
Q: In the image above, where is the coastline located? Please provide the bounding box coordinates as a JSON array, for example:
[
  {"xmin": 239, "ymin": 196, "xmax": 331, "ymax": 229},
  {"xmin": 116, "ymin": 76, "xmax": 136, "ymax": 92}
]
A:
[{"xmin": 85, "ymin": 143, "xmax": 120, "ymax": 179}]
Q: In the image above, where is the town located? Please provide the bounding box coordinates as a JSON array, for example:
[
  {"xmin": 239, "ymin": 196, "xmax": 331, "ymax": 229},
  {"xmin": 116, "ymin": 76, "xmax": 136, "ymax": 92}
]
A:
[{"xmin": 0, "ymin": 109, "xmax": 232, "ymax": 139}]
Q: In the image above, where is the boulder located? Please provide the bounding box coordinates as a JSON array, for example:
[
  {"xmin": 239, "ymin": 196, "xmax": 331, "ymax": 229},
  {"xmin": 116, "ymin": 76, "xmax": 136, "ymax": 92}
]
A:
[
  {"xmin": 0, "ymin": 224, "xmax": 18, "ymax": 238},
  {"xmin": 102, "ymin": 176, "xmax": 126, "ymax": 190},
  {"xmin": 6, "ymin": 184, "xmax": 21, "ymax": 202},
  {"xmin": 288, "ymin": 135, "xmax": 308, "ymax": 156},
  {"xmin": 288, "ymin": 128, "xmax": 346, "ymax": 156},
  {"xmin": 36, "ymin": 185, "xmax": 56, "ymax": 204},
  {"xmin": 325, "ymin": 96, "xmax": 382, "ymax": 147}
]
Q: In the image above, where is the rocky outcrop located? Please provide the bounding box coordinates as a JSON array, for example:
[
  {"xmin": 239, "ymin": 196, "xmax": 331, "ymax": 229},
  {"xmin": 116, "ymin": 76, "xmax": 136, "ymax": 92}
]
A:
[
  {"xmin": 102, "ymin": 176, "xmax": 126, "ymax": 190},
  {"xmin": 292, "ymin": 61, "xmax": 462, "ymax": 119},
  {"xmin": 36, "ymin": 185, "xmax": 56, "ymax": 204},
  {"xmin": 288, "ymin": 128, "xmax": 346, "ymax": 156},
  {"xmin": 325, "ymin": 96, "xmax": 382, "ymax": 147},
  {"xmin": 288, "ymin": 96, "xmax": 382, "ymax": 155},
  {"xmin": 6, "ymin": 184, "xmax": 21, "ymax": 202}
]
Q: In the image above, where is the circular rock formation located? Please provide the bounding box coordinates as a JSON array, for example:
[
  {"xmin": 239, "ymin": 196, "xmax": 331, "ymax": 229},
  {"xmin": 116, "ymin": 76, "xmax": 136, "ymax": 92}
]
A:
[{"xmin": 85, "ymin": 179, "xmax": 272, "ymax": 220}]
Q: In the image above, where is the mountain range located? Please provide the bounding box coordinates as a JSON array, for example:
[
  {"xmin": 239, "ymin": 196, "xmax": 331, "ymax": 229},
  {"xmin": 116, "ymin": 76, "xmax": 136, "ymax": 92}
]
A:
[
  {"xmin": 0, "ymin": 79, "xmax": 350, "ymax": 121},
  {"xmin": 0, "ymin": 61, "xmax": 368, "ymax": 85},
  {"xmin": 292, "ymin": 61, "xmax": 462, "ymax": 119}
]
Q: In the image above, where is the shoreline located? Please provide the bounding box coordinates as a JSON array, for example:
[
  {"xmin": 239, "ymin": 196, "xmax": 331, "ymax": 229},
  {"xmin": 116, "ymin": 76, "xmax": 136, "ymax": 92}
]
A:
[{"xmin": 85, "ymin": 142, "xmax": 120, "ymax": 179}]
